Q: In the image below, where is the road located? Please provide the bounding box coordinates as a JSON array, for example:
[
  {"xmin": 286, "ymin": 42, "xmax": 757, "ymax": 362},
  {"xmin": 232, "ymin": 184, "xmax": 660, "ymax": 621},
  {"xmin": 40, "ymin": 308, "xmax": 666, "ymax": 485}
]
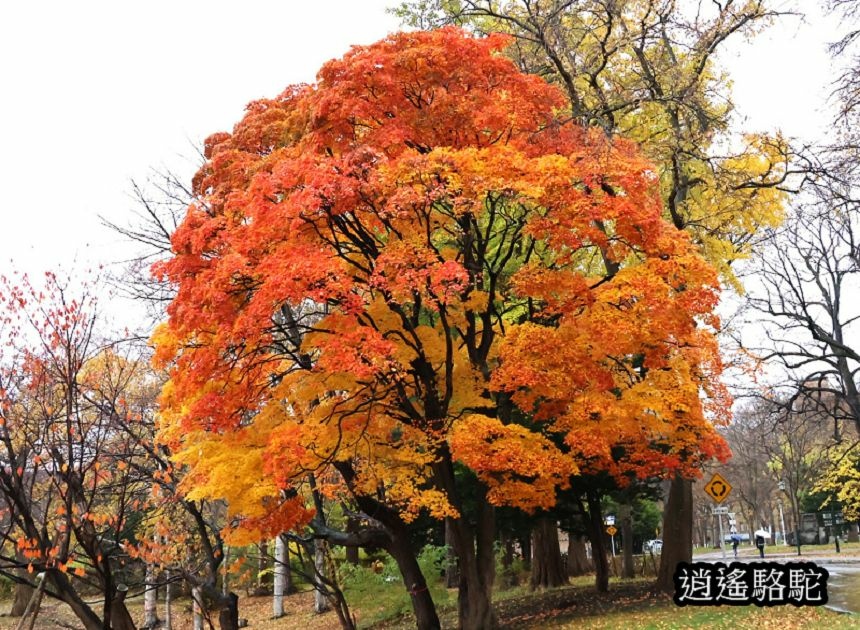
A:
[{"xmin": 693, "ymin": 548, "xmax": 860, "ymax": 613}]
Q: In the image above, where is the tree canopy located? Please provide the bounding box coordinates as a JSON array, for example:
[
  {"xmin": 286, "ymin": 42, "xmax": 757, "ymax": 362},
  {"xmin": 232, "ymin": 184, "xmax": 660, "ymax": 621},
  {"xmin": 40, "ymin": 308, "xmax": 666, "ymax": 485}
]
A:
[{"xmin": 154, "ymin": 27, "xmax": 727, "ymax": 581}]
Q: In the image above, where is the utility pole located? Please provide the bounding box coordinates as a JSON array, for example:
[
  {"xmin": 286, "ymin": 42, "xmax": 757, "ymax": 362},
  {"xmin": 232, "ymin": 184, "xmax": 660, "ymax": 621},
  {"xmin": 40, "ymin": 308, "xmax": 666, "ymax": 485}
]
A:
[
  {"xmin": 777, "ymin": 499, "xmax": 787, "ymax": 546},
  {"xmin": 712, "ymin": 507, "xmax": 727, "ymax": 560}
]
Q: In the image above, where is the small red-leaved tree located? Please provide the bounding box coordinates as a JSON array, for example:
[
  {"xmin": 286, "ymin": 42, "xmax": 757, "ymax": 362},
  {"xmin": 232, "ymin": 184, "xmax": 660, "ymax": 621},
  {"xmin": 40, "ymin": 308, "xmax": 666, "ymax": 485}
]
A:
[
  {"xmin": 0, "ymin": 272, "xmax": 150, "ymax": 630},
  {"xmin": 155, "ymin": 28, "xmax": 728, "ymax": 630}
]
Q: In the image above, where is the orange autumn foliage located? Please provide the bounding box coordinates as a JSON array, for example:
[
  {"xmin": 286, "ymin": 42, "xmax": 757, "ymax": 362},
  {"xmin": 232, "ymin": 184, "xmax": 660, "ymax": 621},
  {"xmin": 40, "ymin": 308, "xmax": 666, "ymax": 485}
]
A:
[{"xmin": 154, "ymin": 28, "xmax": 728, "ymax": 535}]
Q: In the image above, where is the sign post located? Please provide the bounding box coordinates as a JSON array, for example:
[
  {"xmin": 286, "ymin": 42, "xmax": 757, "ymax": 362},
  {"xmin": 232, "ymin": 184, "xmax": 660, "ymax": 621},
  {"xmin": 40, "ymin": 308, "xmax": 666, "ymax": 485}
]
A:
[
  {"xmin": 704, "ymin": 473, "xmax": 732, "ymax": 504},
  {"xmin": 606, "ymin": 525, "xmax": 617, "ymax": 557},
  {"xmin": 605, "ymin": 516, "xmax": 617, "ymax": 558},
  {"xmin": 705, "ymin": 474, "xmax": 733, "ymax": 561},
  {"xmin": 717, "ymin": 510, "xmax": 726, "ymax": 560}
]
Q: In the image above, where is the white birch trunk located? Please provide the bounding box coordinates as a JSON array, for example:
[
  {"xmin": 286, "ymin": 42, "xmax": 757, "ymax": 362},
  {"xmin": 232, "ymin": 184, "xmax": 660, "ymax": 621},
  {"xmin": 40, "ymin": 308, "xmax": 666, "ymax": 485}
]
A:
[
  {"xmin": 143, "ymin": 561, "xmax": 159, "ymax": 628},
  {"xmin": 273, "ymin": 536, "xmax": 286, "ymax": 618},
  {"xmin": 164, "ymin": 570, "xmax": 172, "ymax": 630},
  {"xmin": 313, "ymin": 540, "xmax": 329, "ymax": 614},
  {"xmin": 192, "ymin": 586, "xmax": 204, "ymax": 630},
  {"xmin": 222, "ymin": 545, "xmax": 230, "ymax": 596}
]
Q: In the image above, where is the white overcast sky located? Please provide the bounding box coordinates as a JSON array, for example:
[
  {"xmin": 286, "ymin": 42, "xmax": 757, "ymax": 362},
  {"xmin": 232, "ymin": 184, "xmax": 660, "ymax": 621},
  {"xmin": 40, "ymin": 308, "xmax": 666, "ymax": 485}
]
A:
[
  {"xmin": 0, "ymin": 0, "xmax": 845, "ymax": 308},
  {"xmin": 0, "ymin": 0, "xmax": 401, "ymax": 282}
]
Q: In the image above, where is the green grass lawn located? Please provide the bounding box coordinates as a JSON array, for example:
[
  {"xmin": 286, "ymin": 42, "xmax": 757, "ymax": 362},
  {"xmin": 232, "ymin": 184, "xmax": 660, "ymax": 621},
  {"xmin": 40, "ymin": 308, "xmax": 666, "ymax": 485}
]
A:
[
  {"xmin": 1, "ymin": 576, "xmax": 850, "ymax": 630},
  {"xmin": 535, "ymin": 592, "xmax": 854, "ymax": 629},
  {"xmin": 367, "ymin": 576, "xmax": 857, "ymax": 629}
]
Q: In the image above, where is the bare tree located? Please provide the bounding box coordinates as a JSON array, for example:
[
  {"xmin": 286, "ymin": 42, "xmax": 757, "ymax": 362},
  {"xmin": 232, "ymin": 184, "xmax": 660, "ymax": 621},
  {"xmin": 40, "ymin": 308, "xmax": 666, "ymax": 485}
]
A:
[
  {"xmin": 101, "ymin": 169, "xmax": 197, "ymax": 323},
  {"xmin": 742, "ymin": 197, "xmax": 860, "ymax": 437},
  {"xmin": 721, "ymin": 406, "xmax": 781, "ymax": 531}
]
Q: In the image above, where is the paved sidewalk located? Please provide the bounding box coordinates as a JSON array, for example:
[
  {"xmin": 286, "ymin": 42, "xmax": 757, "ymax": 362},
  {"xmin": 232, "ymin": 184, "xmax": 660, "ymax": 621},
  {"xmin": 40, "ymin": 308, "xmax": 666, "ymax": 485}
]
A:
[{"xmin": 694, "ymin": 549, "xmax": 860, "ymax": 564}]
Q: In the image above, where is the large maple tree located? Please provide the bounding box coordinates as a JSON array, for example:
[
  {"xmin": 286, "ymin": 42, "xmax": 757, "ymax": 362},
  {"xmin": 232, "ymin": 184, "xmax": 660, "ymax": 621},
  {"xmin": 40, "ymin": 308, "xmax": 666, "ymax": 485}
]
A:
[
  {"xmin": 395, "ymin": 1, "xmax": 793, "ymax": 591},
  {"xmin": 155, "ymin": 28, "xmax": 727, "ymax": 630}
]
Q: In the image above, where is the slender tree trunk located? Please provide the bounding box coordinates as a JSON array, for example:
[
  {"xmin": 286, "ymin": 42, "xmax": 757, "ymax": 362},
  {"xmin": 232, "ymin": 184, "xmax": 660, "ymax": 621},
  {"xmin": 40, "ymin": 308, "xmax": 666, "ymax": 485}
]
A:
[
  {"xmin": 620, "ymin": 504, "xmax": 635, "ymax": 579},
  {"xmin": 274, "ymin": 536, "xmax": 287, "ymax": 618},
  {"xmin": 657, "ymin": 474, "xmax": 693, "ymax": 593},
  {"xmin": 284, "ymin": 544, "xmax": 294, "ymax": 594},
  {"xmin": 222, "ymin": 545, "xmax": 230, "ymax": 596},
  {"xmin": 192, "ymin": 586, "xmax": 204, "ymax": 630},
  {"xmin": 332, "ymin": 462, "xmax": 438, "ymax": 629},
  {"xmin": 519, "ymin": 534, "xmax": 532, "ymax": 570},
  {"xmin": 255, "ymin": 540, "xmax": 271, "ymax": 595},
  {"xmin": 23, "ymin": 584, "xmax": 45, "ymax": 630},
  {"xmin": 345, "ymin": 514, "xmax": 360, "ymax": 565},
  {"xmin": 144, "ymin": 560, "xmax": 159, "ymax": 628},
  {"xmin": 792, "ymin": 494, "xmax": 803, "ymax": 555},
  {"xmin": 164, "ymin": 570, "xmax": 173, "ymax": 630},
  {"xmin": 502, "ymin": 532, "xmax": 514, "ymax": 570},
  {"xmin": 586, "ymin": 491, "xmax": 609, "ymax": 593},
  {"xmin": 386, "ymin": 520, "xmax": 441, "ymax": 630},
  {"xmin": 444, "ymin": 519, "xmax": 459, "ymax": 588},
  {"xmin": 501, "ymin": 531, "xmax": 518, "ymax": 586},
  {"xmin": 530, "ymin": 516, "xmax": 566, "ymax": 589},
  {"xmin": 313, "ymin": 540, "xmax": 330, "ymax": 614}
]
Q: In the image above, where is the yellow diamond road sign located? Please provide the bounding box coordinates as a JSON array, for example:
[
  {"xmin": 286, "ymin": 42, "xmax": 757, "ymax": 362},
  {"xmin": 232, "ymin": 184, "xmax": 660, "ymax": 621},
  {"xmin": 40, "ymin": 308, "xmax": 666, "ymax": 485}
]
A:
[
  {"xmin": 704, "ymin": 473, "xmax": 732, "ymax": 504},
  {"xmin": 606, "ymin": 525, "xmax": 618, "ymax": 536}
]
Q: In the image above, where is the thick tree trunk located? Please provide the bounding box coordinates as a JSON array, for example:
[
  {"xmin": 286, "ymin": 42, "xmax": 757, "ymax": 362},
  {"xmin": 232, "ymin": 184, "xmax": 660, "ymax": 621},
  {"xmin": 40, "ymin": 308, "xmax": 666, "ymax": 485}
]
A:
[
  {"xmin": 430, "ymin": 452, "xmax": 497, "ymax": 630},
  {"xmin": 62, "ymin": 596, "xmax": 104, "ymax": 630},
  {"xmin": 657, "ymin": 474, "xmax": 693, "ymax": 593},
  {"xmin": 196, "ymin": 583, "xmax": 242, "ymax": 630},
  {"xmin": 10, "ymin": 580, "xmax": 34, "ymax": 617},
  {"xmin": 530, "ymin": 517, "xmax": 566, "ymax": 589},
  {"xmin": 476, "ymin": 498, "xmax": 496, "ymax": 593},
  {"xmin": 386, "ymin": 521, "xmax": 441, "ymax": 630},
  {"xmin": 620, "ymin": 504, "xmax": 635, "ymax": 579},
  {"xmin": 110, "ymin": 588, "xmax": 137, "ymax": 630},
  {"xmin": 848, "ymin": 521, "xmax": 860, "ymax": 543},
  {"xmin": 10, "ymin": 550, "xmax": 33, "ymax": 617},
  {"xmin": 13, "ymin": 573, "xmax": 45, "ymax": 630},
  {"xmin": 586, "ymin": 491, "xmax": 610, "ymax": 593},
  {"xmin": 273, "ymin": 536, "xmax": 287, "ymax": 618},
  {"xmin": 446, "ymin": 501, "xmax": 498, "ymax": 629},
  {"xmin": 453, "ymin": 538, "xmax": 497, "ymax": 630},
  {"xmin": 567, "ymin": 534, "xmax": 591, "ymax": 577},
  {"xmin": 218, "ymin": 593, "xmax": 240, "ymax": 630},
  {"xmin": 47, "ymin": 572, "xmax": 104, "ymax": 630}
]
